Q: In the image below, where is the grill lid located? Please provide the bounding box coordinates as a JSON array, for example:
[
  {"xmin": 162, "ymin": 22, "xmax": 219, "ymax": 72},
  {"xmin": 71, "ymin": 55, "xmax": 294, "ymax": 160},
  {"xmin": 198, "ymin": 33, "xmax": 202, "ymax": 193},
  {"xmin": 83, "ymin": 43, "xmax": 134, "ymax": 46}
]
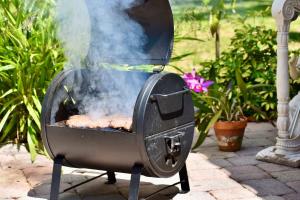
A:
[
  {"xmin": 86, "ymin": 0, "xmax": 174, "ymax": 66},
  {"xmin": 127, "ymin": 0, "xmax": 174, "ymax": 65}
]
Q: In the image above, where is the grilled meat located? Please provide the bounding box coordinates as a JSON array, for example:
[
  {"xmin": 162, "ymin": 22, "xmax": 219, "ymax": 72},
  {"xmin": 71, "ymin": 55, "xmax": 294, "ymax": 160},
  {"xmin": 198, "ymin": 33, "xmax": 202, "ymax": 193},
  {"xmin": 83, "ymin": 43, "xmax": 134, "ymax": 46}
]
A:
[{"xmin": 66, "ymin": 115, "xmax": 132, "ymax": 131}]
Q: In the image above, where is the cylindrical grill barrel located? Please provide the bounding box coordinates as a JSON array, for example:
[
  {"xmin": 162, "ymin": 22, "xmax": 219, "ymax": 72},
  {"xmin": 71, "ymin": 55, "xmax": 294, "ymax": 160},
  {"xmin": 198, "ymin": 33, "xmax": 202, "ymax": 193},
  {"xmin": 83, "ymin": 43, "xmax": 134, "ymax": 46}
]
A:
[{"xmin": 41, "ymin": 69, "xmax": 194, "ymax": 177}]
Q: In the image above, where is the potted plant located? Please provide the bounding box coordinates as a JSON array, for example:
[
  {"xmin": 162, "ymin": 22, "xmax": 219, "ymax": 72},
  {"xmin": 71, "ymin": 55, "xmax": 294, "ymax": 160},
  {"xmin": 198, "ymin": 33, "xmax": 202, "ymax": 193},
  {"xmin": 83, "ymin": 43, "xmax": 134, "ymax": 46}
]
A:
[
  {"xmin": 203, "ymin": 88, "xmax": 247, "ymax": 152},
  {"xmin": 183, "ymin": 68, "xmax": 273, "ymax": 152}
]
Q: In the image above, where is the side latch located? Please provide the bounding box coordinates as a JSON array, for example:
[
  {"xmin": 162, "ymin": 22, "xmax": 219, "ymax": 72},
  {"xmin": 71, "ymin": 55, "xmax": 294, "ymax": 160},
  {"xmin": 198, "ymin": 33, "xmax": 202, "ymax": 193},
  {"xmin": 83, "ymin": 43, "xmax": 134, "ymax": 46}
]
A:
[{"xmin": 165, "ymin": 135, "xmax": 182, "ymax": 167}]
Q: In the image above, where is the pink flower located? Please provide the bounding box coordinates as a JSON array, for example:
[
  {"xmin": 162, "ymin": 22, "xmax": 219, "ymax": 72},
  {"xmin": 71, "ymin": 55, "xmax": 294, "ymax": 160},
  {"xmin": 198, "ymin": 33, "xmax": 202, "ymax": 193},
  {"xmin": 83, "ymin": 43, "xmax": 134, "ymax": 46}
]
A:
[{"xmin": 183, "ymin": 69, "xmax": 214, "ymax": 93}]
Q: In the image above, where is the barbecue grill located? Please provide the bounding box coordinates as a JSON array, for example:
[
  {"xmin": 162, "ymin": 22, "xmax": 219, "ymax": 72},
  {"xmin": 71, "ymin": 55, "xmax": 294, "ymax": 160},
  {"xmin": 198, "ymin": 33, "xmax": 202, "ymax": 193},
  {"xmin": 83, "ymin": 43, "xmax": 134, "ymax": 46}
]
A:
[{"xmin": 41, "ymin": 0, "xmax": 195, "ymax": 199}]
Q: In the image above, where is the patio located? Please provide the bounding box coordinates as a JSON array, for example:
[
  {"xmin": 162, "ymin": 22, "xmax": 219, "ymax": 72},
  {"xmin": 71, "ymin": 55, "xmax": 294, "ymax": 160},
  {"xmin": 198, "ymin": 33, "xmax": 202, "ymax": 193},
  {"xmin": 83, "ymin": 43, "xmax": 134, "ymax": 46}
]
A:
[{"xmin": 1, "ymin": 122, "xmax": 299, "ymax": 200}]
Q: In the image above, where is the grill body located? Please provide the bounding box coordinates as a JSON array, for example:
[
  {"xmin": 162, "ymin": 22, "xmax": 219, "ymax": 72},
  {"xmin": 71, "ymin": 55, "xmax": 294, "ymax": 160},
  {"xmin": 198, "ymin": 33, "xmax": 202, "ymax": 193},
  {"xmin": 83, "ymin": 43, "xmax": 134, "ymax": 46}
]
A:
[
  {"xmin": 41, "ymin": 0, "xmax": 195, "ymax": 198},
  {"xmin": 42, "ymin": 69, "xmax": 194, "ymax": 177}
]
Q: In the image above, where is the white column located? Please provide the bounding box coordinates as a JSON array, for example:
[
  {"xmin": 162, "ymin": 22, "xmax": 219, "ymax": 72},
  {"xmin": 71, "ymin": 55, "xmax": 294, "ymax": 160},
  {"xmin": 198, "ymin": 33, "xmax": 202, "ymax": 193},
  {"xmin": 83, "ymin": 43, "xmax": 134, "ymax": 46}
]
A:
[{"xmin": 256, "ymin": 0, "xmax": 300, "ymax": 167}]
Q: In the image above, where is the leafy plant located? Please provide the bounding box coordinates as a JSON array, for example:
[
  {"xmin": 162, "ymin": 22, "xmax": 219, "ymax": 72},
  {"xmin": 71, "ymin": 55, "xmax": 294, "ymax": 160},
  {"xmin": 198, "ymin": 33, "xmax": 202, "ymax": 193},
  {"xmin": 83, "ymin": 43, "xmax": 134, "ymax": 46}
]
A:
[
  {"xmin": 199, "ymin": 24, "xmax": 278, "ymax": 120},
  {"xmin": 0, "ymin": 0, "xmax": 65, "ymax": 160},
  {"xmin": 192, "ymin": 67, "xmax": 274, "ymax": 149}
]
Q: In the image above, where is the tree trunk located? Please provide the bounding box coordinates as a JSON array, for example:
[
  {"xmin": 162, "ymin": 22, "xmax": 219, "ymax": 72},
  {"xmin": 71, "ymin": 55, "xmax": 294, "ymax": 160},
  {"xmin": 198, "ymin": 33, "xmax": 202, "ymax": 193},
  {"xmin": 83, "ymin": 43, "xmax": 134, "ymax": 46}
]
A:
[{"xmin": 215, "ymin": 26, "xmax": 220, "ymax": 59}]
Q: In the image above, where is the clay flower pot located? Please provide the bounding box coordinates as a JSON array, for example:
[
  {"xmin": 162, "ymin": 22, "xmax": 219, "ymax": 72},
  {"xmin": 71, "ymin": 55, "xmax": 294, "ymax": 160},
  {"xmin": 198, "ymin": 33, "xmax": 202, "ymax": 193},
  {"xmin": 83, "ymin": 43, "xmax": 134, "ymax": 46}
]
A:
[{"xmin": 214, "ymin": 120, "xmax": 247, "ymax": 152}]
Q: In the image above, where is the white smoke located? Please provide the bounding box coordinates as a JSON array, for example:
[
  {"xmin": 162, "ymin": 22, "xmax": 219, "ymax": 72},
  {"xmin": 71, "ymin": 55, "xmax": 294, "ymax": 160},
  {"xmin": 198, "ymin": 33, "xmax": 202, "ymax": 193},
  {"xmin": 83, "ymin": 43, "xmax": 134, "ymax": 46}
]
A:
[
  {"xmin": 56, "ymin": 0, "xmax": 91, "ymax": 68},
  {"xmin": 52, "ymin": 0, "xmax": 149, "ymax": 122}
]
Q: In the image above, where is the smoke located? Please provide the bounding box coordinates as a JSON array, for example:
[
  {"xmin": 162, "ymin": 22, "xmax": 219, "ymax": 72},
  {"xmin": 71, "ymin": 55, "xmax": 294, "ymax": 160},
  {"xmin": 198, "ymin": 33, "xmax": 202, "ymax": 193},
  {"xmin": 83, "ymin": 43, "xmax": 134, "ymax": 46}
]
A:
[
  {"xmin": 56, "ymin": 0, "xmax": 147, "ymax": 67},
  {"xmin": 56, "ymin": 0, "xmax": 91, "ymax": 68},
  {"xmin": 52, "ymin": 0, "xmax": 149, "ymax": 122},
  {"xmin": 75, "ymin": 69, "xmax": 147, "ymax": 120}
]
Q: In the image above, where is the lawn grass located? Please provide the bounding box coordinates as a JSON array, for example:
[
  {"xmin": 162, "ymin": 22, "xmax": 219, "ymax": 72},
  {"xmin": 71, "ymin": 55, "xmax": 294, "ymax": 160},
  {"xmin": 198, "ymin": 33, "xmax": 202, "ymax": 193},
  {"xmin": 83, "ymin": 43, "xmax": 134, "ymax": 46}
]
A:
[{"xmin": 167, "ymin": 0, "xmax": 300, "ymax": 73}]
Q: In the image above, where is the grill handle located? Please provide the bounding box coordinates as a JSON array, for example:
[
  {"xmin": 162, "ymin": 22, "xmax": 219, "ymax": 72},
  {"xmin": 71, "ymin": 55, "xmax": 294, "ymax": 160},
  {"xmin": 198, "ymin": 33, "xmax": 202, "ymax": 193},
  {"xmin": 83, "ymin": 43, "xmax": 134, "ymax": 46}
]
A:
[{"xmin": 150, "ymin": 88, "xmax": 189, "ymax": 119}]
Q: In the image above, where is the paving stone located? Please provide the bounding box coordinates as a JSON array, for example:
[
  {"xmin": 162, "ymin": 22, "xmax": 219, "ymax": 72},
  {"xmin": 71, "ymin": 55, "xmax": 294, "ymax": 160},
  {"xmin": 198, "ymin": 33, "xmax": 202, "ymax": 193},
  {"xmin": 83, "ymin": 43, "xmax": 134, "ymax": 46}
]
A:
[
  {"xmin": 242, "ymin": 179, "xmax": 294, "ymax": 196},
  {"xmin": 207, "ymin": 129, "xmax": 215, "ymax": 137},
  {"xmin": 59, "ymin": 192, "xmax": 82, "ymax": 200},
  {"xmin": 140, "ymin": 175, "xmax": 179, "ymax": 186},
  {"xmin": 222, "ymin": 165, "xmax": 271, "ymax": 182},
  {"xmin": 261, "ymin": 196, "xmax": 285, "ymax": 200},
  {"xmin": 61, "ymin": 173, "xmax": 89, "ymax": 185},
  {"xmin": 257, "ymin": 163, "xmax": 295, "ymax": 173},
  {"xmin": 12, "ymin": 153, "xmax": 34, "ymax": 170},
  {"xmin": 76, "ymin": 177, "xmax": 119, "ymax": 196},
  {"xmin": 0, "ymin": 144, "xmax": 27, "ymax": 155},
  {"xmin": 210, "ymin": 187, "xmax": 256, "ymax": 200},
  {"xmin": 0, "ymin": 168, "xmax": 30, "ymax": 198},
  {"xmin": 32, "ymin": 155, "xmax": 53, "ymax": 167},
  {"xmin": 118, "ymin": 183, "xmax": 178, "ymax": 199},
  {"xmin": 271, "ymin": 170, "xmax": 300, "ymax": 182},
  {"xmin": 0, "ymin": 154, "xmax": 16, "ymax": 169},
  {"xmin": 236, "ymin": 147, "xmax": 265, "ymax": 157},
  {"xmin": 227, "ymin": 155, "xmax": 263, "ymax": 166},
  {"xmin": 173, "ymin": 191, "xmax": 216, "ymax": 200},
  {"xmin": 82, "ymin": 194, "xmax": 126, "ymax": 200},
  {"xmin": 187, "ymin": 152, "xmax": 211, "ymax": 162},
  {"xmin": 286, "ymin": 181, "xmax": 300, "ymax": 193},
  {"xmin": 244, "ymin": 131, "xmax": 277, "ymax": 139},
  {"xmin": 189, "ymin": 169, "xmax": 229, "ymax": 182},
  {"xmin": 18, "ymin": 197, "xmax": 47, "ymax": 200},
  {"xmin": 200, "ymin": 137, "xmax": 217, "ymax": 148},
  {"xmin": 245, "ymin": 123, "xmax": 276, "ymax": 132},
  {"xmin": 236, "ymin": 197, "xmax": 264, "ymax": 200},
  {"xmin": 192, "ymin": 179, "xmax": 242, "ymax": 191},
  {"xmin": 195, "ymin": 146, "xmax": 237, "ymax": 159},
  {"xmin": 62, "ymin": 166, "xmax": 77, "ymax": 174},
  {"xmin": 143, "ymin": 194, "xmax": 176, "ymax": 200},
  {"xmin": 22, "ymin": 166, "xmax": 52, "ymax": 186},
  {"xmin": 242, "ymin": 138, "xmax": 275, "ymax": 148},
  {"xmin": 189, "ymin": 158, "xmax": 221, "ymax": 170},
  {"xmin": 139, "ymin": 184, "xmax": 178, "ymax": 199},
  {"xmin": 209, "ymin": 158, "xmax": 233, "ymax": 168},
  {"xmin": 29, "ymin": 182, "xmax": 72, "ymax": 196},
  {"xmin": 282, "ymin": 193, "xmax": 300, "ymax": 200}
]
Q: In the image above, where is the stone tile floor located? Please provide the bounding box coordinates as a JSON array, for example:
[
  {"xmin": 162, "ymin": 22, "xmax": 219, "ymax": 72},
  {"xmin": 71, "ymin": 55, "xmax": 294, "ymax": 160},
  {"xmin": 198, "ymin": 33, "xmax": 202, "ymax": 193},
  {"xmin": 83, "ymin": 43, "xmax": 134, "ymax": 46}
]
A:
[{"xmin": 0, "ymin": 123, "xmax": 299, "ymax": 200}]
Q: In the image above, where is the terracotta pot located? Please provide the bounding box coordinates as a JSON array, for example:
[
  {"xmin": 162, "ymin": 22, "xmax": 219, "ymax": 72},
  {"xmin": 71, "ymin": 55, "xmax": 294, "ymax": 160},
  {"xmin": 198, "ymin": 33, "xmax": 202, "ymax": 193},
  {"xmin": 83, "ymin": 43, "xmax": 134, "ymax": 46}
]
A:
[{"xmin": 214, "ymin": 120, "xmax": 247, "ymax": 152}]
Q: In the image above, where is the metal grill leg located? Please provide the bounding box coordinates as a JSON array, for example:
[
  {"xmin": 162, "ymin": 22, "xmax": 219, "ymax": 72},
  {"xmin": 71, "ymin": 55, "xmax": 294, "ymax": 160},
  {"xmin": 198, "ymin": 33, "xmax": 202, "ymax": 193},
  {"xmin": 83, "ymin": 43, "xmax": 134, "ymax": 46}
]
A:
[
  {"xmin": 128, "ymin": 164, "xmax": 142, "ymax": 200},
  {"xmin": 179, "ymin": 163, "xmax": 190, "ymax": 193},
  {"xmin": 50, "ymin": 156, "xmax": 63, "ymax": 200},
  {"xmin": 106, "ymin": 171, "xmax": 116, "ymax": 184}
]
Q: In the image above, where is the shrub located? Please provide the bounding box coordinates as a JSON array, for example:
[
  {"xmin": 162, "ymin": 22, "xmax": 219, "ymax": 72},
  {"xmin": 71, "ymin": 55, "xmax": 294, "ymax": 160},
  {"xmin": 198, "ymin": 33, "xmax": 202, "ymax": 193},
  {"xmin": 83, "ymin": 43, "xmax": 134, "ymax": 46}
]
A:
[
  {"xmin": 0, "ymin": 0, "xmax": 65, "ymax": 160},
  {"xmin": 199, "ymin": 24, "xmax": 280, "ymax": 120}
]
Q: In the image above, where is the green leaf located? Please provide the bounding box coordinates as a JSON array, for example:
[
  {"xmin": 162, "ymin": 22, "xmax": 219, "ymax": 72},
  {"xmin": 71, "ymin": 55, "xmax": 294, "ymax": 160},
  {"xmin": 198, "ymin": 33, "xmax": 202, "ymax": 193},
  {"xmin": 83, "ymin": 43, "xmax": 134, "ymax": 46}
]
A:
[
  {"xmin": 27, "ymin": 126, "xmax": 37, "ymax": 161},
  {"xmin": 0, "ymin": 115, "xmax": 17, "ymax": 142},
  {"xmin": 235, "ymin": 67, "xmax": 247, "ymax": 94},
  {"xmin": 0, "ymin": 65, "xmax": 15, "ymax": 71},
  {"xmin": 23, "ymin": 95, "xmax": 41, "ymax": 130},
  {"xmin": 192, "ymin": 123, "xmax": 209, "ymax": 150},
  {"xmin": 171, "ymin": 52, "xmax": 194, "ymax": 62},
  {"xmin": 168, "ymin": 65, "xmax": 185, "ymax": 74},
  {"xmin": 0, "ymin": 89, "xmax": 17, "ymax": 99},
  {"xmin": 32, "ymin": 93, "xmax": 42, "ymax": 114},
  {"xmin": 205, "ymin": 110, "xmax": 222, "ymax": 133},
  {"xmin": 0, "ymin": 105, "xmax": 17, "ymax": 133}
]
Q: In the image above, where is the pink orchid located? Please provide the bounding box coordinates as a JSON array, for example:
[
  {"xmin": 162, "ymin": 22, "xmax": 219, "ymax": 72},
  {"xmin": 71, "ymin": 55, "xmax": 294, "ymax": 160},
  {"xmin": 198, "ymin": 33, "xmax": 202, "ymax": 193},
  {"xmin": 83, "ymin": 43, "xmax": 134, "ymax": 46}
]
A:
[{"xmin": 183, "ymin": 69, "xmax": 214, "ymax": 93}]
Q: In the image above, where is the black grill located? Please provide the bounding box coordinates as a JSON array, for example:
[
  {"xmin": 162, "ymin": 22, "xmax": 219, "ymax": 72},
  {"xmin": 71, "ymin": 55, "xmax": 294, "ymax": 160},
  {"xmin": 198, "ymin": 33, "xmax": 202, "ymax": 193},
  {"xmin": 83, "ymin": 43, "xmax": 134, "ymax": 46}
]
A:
[{"xmin": 41, "ymin": 0, "xmax": 195, "ymax": 199}]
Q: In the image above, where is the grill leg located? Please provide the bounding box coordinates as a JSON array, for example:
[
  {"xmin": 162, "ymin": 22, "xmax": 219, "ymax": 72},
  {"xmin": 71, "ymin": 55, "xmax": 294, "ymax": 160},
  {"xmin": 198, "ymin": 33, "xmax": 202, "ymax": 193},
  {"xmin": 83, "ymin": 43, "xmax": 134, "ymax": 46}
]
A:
[
  {"xmin": 179, "ymin": 163, "xmax": 190, "ymax": 193},
  {"xmin": 128, "ymin": 164, "xmax": 142, "ymax": 200},
  {"xmin": 106, "ymin": 171, "xmax": 116, "ymax": 184},
  {"xmin": 50, "ymin": 156, "xmax": 63, "ymax": 200}
]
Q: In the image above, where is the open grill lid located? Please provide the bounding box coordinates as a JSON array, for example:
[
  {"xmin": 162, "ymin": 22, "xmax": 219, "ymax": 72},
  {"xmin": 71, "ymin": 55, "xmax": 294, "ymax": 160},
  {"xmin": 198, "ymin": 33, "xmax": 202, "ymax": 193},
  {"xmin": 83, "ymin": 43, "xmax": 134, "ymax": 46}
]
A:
[
  {"xmin": 127, "ymin": 0, "xmax": 174, "ymax": 65},
  {"xmin": 86, "ymin": 0, "xmax": 174, "ymax": 66}
]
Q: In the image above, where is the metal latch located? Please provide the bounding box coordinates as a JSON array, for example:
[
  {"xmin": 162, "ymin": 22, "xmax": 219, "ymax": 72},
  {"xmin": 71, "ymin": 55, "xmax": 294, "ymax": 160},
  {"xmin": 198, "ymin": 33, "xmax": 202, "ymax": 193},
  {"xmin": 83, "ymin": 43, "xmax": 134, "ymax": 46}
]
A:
[{"xmin": 165, "ymin": 135, "xmax": 182, "ymax": 167}]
